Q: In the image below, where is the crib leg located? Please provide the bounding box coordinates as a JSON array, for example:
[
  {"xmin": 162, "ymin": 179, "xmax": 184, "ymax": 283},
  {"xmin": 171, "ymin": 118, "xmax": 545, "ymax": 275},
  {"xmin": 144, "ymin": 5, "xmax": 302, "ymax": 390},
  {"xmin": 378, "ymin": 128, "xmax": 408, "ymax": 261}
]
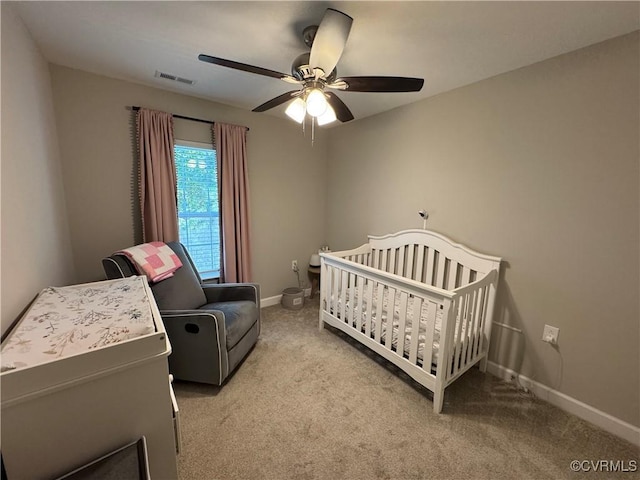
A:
[
  {"xmin": 479, "ymin": 355, "xmax": 488, "ymax": 373},
  {"xmin": 433, "ymin": 389, "xmax": 444, "ymax": 414},
  {"xmin": 318, "ymin": 318, "xmax": 324, "ymax": 331}
]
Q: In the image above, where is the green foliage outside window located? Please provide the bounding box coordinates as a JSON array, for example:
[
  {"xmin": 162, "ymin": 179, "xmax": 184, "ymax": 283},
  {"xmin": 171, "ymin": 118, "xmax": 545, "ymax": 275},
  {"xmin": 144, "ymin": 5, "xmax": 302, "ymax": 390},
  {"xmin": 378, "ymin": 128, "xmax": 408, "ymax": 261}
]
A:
[{"xmin": 174, "ymin": 143, "xmax": 220, "ymax": 279}]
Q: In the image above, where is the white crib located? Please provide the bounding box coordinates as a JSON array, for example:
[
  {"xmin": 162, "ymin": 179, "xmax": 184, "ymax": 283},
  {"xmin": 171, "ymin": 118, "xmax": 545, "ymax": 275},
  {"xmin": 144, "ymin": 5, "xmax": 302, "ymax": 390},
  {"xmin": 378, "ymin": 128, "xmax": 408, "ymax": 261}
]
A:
[{"xmin": 319, "ymin": 229, "xmax": 501, "ymax": 413}]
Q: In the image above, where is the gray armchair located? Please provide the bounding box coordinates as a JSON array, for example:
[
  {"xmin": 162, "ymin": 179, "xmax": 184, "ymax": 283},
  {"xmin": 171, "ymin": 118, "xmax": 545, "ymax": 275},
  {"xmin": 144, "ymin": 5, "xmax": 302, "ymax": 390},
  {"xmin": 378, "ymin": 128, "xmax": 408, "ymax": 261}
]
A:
[{"xmin": 102, "ymin": 242, "xmax": 260, "ymax": 386}]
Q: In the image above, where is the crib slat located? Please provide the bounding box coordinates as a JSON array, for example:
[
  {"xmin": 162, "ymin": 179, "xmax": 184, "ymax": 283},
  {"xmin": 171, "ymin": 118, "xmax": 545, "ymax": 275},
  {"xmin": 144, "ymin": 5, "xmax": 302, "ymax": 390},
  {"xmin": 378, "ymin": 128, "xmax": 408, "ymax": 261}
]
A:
[
  {"xmin": 462, "ymin": 293, "xmax": 473, "ymax": 365},
  {"xmin": 472, "ymin": 287, "xmax": 485, "ymax": 359},
  {"xmin": 408, "ymin": 296, "xmax": 422, "ymax": 364},
  {"xmin": 397, "ymin": 246, "xmax": 406, "ymax": 277},
  {"xmin": 461, "ymin": 267, "xmax": 471, "ymax": 287},
  {"xmin": 422, "ymin": 301, "xmax": 437, "ymax": 373},
  {"xmin": 415, "ymin": 245, "xmax": 425, "ymax": 283},
  {"xmin": 365, "ymin": 279, "xmax": 374, "ymax": 337},
  {"xmin": 465, "ymin": 289, "xmax": 479, "ymax": 364},
  {"xmin": 324, "ymin": 264, "xmax": 331, "ymax": 312},
  {"xmin": 451, "ymin": 297, "xmax": 465, "ymax": 378},
  {"xmin": 405, "ymin": 244, "xmax": 415, "ymax": 280},
  {"xmin": 447, "ymin": 261, "xmax": 459, "ymax": 290},
  {"xmin": 477, "ymin": 286, "xmax": 489, "ymax": 355},
  {"xmin": 388, "ymin": 248, "xmax": 396, "ymax": 275},
  {"xmin": 339, "ymin": 270, "xmax": 348, "ymax": 323},
  {"xmin": 374, "ymin": 283, "xmax": 385, "ymax": 342},
  {"xmin": 356, "ymin": 276, "xmax": 365, "ymax": 332},
  {"xmin": 321, "ymin": 263, "xmax": 327, "ymax": 311},
  {"xmin": 425, "ymin": 248, "xmax": 435, "ymax": 286},
  {"xmin": 347, "ymin": 272, "xmax": 355, "ymax": 326},
  {"xmin": 459, "ymin": 292, "xmax": 474, "ymax": 370},
  {"xmin": 436, "ymin": 252, "xmax": 446, "ymax": 289},
  {"xmin": 385, "ymin": 287, "xmax": 396, "ymax": 350},
  {"xmin": 396, "ymin": 292, "xmax": 408, "ymax": 356},
  {"xmin": 381, "ymin": 249, "xmax": 388, "ymax": 273}
]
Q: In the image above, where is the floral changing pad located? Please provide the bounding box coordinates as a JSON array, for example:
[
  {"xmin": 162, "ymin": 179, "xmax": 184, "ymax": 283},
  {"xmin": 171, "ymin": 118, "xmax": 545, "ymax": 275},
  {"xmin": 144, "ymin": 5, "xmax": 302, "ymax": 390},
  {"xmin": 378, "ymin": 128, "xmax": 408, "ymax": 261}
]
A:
[{"xmin": 1, "ymin": 276, "xmax": 156, "ymax": 372}]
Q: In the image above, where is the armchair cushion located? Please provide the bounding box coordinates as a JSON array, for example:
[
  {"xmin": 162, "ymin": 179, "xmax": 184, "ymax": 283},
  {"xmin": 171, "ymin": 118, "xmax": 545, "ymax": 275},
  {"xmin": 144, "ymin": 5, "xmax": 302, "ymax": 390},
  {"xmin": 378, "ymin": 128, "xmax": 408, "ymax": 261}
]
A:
[{"xmin": 202, "ymin": 300, "xmax": 258, "ymax": 350}]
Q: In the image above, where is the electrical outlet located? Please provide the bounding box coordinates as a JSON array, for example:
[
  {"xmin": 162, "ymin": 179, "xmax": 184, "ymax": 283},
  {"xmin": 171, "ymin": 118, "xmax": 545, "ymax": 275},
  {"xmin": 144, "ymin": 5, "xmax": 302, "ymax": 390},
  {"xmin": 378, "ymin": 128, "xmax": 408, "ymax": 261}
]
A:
[
  {"xmin": 291, "ymin": 260, "xmax": 298, "ymax": 272},
  {"xmin": 542, "ymin": 324, "xmax": 559, "ymax": 345}
]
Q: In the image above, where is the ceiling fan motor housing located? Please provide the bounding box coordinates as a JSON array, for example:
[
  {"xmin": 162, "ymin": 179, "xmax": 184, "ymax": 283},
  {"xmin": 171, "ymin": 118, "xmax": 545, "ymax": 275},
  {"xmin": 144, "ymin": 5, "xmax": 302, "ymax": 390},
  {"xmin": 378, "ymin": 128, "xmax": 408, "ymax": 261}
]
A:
[
  {"xmin": 291, "ymin": 53, "xmax": 314, "ymax": 81},
  {"xmin": 291, "ymin": 52, "xmax": 337, "ymax": 83}
]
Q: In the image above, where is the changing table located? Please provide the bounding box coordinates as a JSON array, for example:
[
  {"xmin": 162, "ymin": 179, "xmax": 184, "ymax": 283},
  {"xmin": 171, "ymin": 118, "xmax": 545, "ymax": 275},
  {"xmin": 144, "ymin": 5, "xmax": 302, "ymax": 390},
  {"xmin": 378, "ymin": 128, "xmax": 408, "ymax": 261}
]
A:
[{"xmin": 1, "ymin": 276, "xmax": 178, "ymax": 479}]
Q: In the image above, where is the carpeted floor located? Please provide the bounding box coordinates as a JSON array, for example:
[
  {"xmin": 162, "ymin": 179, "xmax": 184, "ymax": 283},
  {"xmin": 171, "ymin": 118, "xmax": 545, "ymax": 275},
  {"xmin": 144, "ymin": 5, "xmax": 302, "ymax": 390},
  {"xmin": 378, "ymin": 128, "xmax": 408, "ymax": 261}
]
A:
[{"xmin": 174, "ymin": 298, "xmax": 639, "ymax": 480}]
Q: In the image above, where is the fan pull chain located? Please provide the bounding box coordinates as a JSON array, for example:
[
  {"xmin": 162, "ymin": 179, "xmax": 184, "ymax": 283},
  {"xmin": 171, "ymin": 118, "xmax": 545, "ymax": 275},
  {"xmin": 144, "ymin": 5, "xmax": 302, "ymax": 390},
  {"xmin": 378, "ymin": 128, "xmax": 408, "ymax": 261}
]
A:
[{"xmin": 311, "ymin": 116, "xmax": 315, "ymax": 146}]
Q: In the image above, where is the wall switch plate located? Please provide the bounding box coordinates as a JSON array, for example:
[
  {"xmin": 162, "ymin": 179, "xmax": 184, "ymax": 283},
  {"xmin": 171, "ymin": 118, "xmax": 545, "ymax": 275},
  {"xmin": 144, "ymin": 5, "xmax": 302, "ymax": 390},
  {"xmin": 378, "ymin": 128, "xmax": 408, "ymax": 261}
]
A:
[{"xmin": 542, "ymin": 324, "xmax": 559, "ymax": 345}]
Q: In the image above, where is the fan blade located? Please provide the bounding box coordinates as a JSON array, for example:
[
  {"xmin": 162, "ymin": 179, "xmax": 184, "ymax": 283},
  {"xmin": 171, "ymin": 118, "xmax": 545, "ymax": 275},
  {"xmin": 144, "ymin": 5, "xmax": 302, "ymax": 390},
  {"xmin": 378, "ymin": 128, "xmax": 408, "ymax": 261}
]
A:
[
  {"xmin": 329, "ymin": 76, "xmax": 424, "ymax": 92},
  {"xmin": 309, "ymin": 9, "xmax": 353, "ymax": 76},
  {"xmin": 198, "ymin": 54, "xmax": 298, "ymax": 82},
  {"xmin": 252, "ymin": 91, "xmax": 302, "ymax": 112},
  {"xmin": 326, "ymin": 92, "xmax": 355, "ymax": 123}
]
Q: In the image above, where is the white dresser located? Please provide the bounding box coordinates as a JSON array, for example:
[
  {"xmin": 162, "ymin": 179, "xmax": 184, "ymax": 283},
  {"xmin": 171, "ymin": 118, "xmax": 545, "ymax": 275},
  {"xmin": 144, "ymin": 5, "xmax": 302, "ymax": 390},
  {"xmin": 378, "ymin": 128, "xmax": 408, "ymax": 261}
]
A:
[{"xmin": 1, "ymin": 277, "xmax": 178, "ymax": 479}]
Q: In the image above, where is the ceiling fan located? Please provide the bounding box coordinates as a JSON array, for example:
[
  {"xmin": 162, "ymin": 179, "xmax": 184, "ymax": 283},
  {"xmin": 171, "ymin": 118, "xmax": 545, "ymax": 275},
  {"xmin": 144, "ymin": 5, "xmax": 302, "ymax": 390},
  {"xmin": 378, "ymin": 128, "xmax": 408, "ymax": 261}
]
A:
[{"xmin": 198, "ymin": 8, "xmax": 424, "ymax": 126}]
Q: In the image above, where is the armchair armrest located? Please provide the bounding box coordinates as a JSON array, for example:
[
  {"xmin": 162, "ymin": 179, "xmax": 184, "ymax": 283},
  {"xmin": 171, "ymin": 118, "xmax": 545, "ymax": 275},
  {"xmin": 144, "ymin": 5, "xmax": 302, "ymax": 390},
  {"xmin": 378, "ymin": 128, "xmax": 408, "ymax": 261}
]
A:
[
  {"xmin": 202, "ymin": 283, "xmax": 260, "ymax": 304},
  {"xmin": 159, "ymin": 310, "xmax": 229, "ymax": 385}
]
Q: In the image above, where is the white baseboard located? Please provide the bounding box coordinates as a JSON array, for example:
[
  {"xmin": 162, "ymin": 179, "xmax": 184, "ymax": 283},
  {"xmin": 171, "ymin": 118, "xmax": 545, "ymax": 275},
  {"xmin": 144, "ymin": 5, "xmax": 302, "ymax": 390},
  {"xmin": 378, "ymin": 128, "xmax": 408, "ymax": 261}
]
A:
[
  {"xmin": 260, "ymin": 295, "xmax": 281, "ymax": 308},
  {"xmin": 487, "ymin": 361, "xmax": 640, "ymax": 447},
  {"xmin": 260, "ymin": 288, "xmax": 312, "ymax": 309}
]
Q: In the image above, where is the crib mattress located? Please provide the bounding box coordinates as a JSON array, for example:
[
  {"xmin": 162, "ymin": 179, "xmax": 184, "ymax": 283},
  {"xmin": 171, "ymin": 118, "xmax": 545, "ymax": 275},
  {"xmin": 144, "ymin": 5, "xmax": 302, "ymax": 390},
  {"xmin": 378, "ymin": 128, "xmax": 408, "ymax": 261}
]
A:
[
  {"xmin": 1, "ymin": 276, "xmax": 157, "ymax": 373},
  {"xmin": 332, "ymin": 288, "xmax": 472, "ymax": 369}
]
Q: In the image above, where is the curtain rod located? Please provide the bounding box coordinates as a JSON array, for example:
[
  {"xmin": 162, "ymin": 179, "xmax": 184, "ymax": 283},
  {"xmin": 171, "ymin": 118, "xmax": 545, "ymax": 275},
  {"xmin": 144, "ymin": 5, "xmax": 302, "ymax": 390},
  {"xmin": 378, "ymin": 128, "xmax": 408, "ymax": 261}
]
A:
[{"xmin": 130, "ymin": 106, "xmax": 249, "ymax": 131}]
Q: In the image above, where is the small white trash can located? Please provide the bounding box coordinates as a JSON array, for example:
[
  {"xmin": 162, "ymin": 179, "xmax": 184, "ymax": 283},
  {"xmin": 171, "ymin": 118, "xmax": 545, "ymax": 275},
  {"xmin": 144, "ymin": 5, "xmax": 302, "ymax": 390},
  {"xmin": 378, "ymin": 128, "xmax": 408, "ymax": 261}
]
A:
[{"xmin": 281, "ymin": 287, "xmax": 305, "ymax": 310}]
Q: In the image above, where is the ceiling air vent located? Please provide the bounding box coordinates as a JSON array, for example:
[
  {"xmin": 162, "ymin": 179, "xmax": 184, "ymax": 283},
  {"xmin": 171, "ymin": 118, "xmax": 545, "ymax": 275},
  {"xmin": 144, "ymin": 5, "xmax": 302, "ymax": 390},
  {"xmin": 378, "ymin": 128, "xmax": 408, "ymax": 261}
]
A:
[{"xmin": 154, "ymin": 70, "xmax": 196, "ymax": 86}]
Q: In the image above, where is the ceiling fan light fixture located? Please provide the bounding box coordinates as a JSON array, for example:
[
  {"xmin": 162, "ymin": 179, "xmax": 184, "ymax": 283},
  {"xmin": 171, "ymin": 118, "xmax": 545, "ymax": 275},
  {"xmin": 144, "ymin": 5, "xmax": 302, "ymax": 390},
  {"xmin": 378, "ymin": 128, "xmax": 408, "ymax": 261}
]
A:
[
  {"xmin": 317, "ymin": 104, "xmax": 337, "ymax": 126},
  {"xmin": 285, "ymin": 97, "xmax": 306, "ymax": 123},
  {"xmin": 305, "ymin": 88, "xmax": 328, "ymax": 117}
]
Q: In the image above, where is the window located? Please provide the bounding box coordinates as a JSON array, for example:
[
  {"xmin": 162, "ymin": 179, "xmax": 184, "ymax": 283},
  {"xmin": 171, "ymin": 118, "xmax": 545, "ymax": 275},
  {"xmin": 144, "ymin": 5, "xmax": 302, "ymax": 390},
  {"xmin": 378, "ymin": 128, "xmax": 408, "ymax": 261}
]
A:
[{"xmin": 174, "ymin": 140, "xmax": 220, "ymax": 279}]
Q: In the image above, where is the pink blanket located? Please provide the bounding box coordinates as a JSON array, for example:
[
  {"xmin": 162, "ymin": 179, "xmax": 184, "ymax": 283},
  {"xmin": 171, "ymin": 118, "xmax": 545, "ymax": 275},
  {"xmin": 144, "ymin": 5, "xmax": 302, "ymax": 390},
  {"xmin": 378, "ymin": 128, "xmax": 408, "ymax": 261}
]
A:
[{"xmin": 117, "ymin": 242, "xmax": 183, "ymax": 283}]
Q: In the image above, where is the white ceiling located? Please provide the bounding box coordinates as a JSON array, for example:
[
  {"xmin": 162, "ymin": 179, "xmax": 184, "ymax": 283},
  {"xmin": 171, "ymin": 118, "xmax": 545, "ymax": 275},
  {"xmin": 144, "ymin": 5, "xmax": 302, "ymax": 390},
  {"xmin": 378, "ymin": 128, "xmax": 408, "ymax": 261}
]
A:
[{"xmin": 12, "ymin": 1, "xmax": 640, "ymax": 126}]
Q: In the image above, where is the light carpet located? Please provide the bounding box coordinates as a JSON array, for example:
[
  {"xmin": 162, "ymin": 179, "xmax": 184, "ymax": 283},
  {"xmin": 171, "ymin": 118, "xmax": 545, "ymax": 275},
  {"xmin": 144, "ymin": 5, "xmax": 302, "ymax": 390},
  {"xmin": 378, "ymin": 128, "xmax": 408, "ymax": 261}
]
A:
[{"xmin": 174, "ymin": 298, "xmax": 638, "ymax": 480}]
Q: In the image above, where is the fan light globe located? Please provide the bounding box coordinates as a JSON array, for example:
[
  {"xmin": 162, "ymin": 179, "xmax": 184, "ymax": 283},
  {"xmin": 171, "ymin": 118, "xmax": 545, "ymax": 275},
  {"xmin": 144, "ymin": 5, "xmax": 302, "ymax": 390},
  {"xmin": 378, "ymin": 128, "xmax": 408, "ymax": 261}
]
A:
[
  {"xmin": 285, "ymin": 98, "xmax": 306, "ymax": 123},
  {"xmin": 306, "ymin": 89, "xmax": 328, "ymax": 117},
  {"xmin": 317, "ymin": 104, "xmax": 337, "ymax": 126}
]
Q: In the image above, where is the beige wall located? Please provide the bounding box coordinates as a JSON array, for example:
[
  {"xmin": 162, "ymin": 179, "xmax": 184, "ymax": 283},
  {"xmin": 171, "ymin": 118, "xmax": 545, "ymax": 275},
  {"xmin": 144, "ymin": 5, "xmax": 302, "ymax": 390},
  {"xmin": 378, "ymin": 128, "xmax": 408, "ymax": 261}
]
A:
[
  {"xmin": 48, "ymin": 66, "xmax": 328, "ymax": 299},
  {"xmin": 1, "ymin": 5, "xmax": 76, "ymax": 336},
  {"xmin": 326, "ymin": 32, "xmax": 639, "ymax": 427}
]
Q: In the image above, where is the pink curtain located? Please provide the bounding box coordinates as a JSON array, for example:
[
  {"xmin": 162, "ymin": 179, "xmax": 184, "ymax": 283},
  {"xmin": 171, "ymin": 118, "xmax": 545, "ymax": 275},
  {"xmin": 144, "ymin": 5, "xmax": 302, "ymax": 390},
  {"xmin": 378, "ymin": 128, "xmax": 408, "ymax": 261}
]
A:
[
  {"xmin": 214, "ymin": 122, "xmax": 252, "ymax": 283},
  {"xmin": 137, "ymin": 108, "xmax": 179, "ymax": 242}
]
